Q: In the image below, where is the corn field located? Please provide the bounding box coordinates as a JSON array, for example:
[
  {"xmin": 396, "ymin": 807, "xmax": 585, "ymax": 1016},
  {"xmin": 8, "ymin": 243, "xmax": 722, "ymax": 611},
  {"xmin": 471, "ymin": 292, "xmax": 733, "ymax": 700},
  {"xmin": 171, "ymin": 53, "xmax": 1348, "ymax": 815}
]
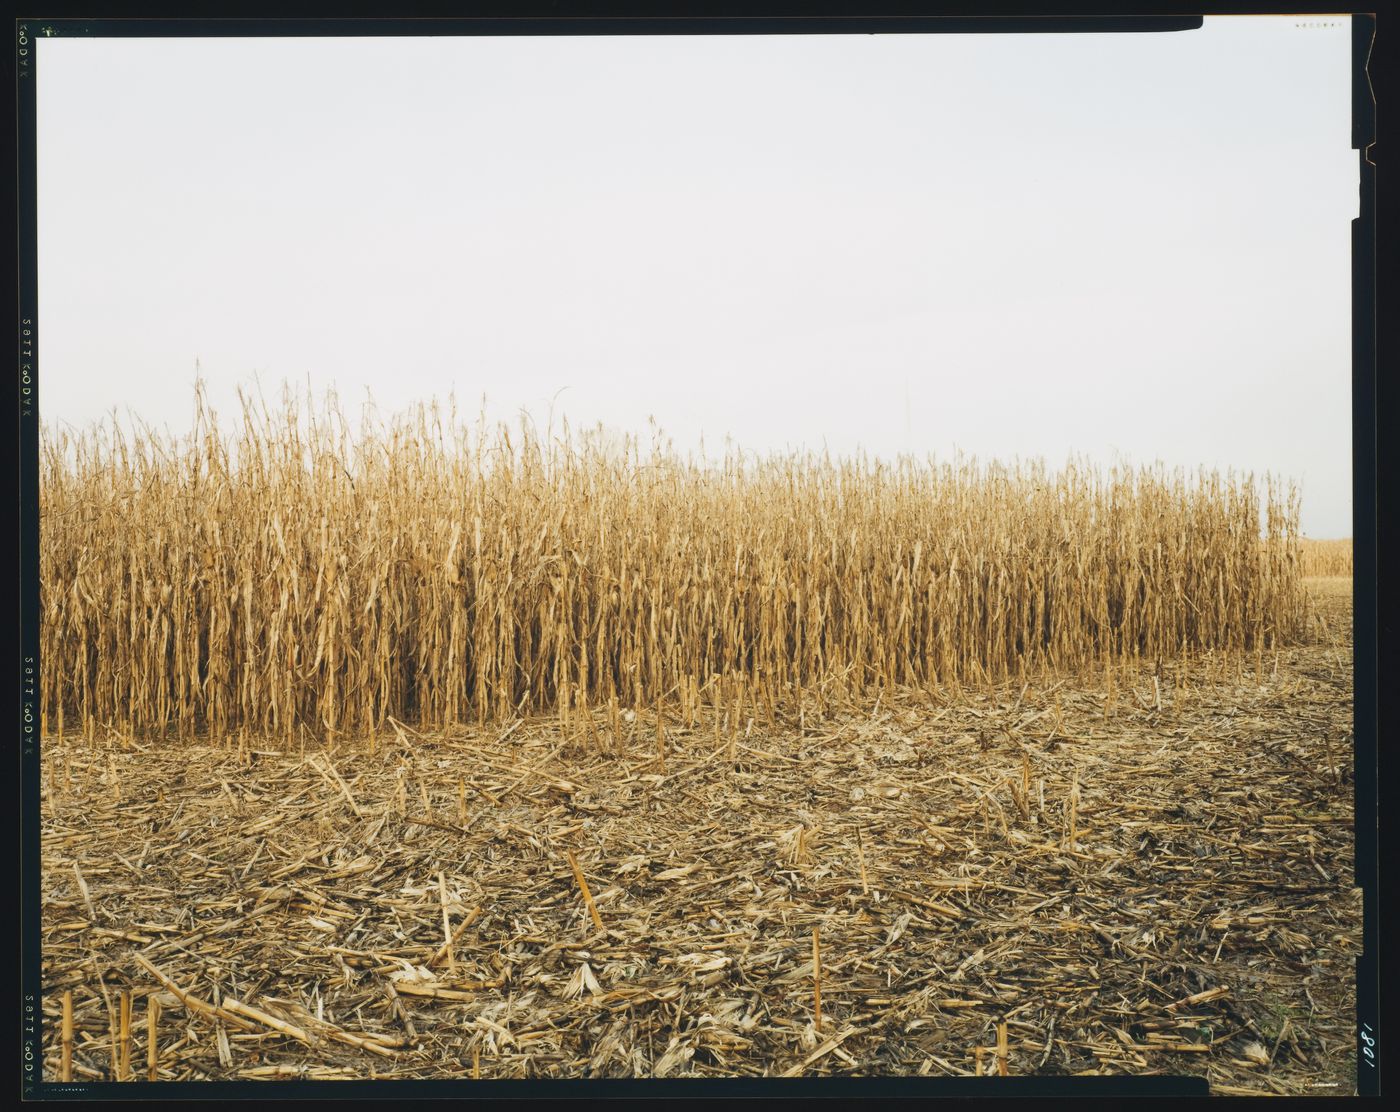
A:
[
  {"xmin": 1300, "ymin": 538, "xmax": 1352, "ymax": 578},
  {"xmin": 39, "ymin": 386, "xmax": 1308, "ymax": 744}
]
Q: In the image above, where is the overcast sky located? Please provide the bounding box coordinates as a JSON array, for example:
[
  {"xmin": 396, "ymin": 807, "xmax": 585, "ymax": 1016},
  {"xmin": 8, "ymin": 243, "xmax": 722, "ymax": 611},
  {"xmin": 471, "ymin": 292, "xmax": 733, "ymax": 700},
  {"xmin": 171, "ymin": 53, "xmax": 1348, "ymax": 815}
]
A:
[{"xmin": 37, "ymin": 17, "xmax": 1355, "ymax": 535}]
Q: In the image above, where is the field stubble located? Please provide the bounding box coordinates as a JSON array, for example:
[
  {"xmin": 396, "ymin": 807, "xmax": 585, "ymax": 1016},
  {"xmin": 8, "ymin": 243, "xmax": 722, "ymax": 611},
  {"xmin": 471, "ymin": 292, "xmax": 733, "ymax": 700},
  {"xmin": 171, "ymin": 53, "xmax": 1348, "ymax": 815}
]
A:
[{"xmin": 39, "ymin": 579, "xmax": 1358, "ymax": 1092}]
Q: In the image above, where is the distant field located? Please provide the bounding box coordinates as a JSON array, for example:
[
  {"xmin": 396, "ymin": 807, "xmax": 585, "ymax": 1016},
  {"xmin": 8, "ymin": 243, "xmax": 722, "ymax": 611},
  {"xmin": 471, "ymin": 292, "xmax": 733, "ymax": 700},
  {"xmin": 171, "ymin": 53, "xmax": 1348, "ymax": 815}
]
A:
[{"xmin": 1300, "ymin": 539, "xmax": 1352, "ymax": 579}]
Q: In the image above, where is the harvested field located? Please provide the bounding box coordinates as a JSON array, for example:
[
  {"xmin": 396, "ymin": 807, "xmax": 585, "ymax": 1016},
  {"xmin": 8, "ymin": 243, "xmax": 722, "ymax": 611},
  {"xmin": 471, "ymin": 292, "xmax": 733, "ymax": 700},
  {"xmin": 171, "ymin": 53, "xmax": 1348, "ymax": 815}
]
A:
[{"xmin": 39, "ymin": 579, "xmax": 1358, "ymax": 1092}]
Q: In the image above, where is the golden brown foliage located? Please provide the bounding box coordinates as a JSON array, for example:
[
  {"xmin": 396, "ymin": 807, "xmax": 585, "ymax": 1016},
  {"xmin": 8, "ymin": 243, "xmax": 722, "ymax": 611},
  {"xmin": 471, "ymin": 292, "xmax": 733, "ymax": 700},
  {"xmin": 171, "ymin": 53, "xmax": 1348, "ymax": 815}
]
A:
[
  {"xmin": 1300, "ymin": 538, "xmax": 1352, "ymax": 578},
  {"xmin": 40, "ymin": 386, "xmax": 1306, "ymax": 743}
]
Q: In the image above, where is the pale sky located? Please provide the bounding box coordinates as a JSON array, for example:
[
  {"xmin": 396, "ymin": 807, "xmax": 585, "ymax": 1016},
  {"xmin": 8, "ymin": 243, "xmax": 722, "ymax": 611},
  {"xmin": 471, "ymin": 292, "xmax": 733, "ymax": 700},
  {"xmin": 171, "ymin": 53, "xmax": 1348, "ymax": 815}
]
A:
[{"xmin": 36, "ymin": 17, "xmax": 1356, "ymax": 535}]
